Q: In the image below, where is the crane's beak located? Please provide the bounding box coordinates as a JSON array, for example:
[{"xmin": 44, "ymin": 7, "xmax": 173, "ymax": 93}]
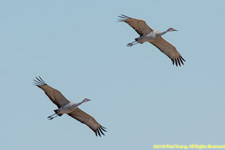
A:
[{"xmin": 173, "ymin": 29, "xmax": 178, "ymax": 31}]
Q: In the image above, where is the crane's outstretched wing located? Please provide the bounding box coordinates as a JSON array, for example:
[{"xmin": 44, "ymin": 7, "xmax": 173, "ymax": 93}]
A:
[
  {"xmin": 119, "ymin": 14, "xmax": 152, "ymax": 36},
  {"xmin": 33, "ymin": 76, "xmax": 69, "ymax": 107},
  {"xmin": 68, "ymin": 108, "xmax": 107, "ymax": 137},
  {"xmin": 150, "ymin": 37, "xmax": 185, "ymax": 66}
]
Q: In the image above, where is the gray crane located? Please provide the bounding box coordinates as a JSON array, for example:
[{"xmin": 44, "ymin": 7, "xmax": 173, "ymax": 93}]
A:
[
  {"xmin": 119, "ymin": 14, "xmax": 185, "ymax": 66},
  {"xmin": 34, "ymin": 76, "xmax": 106, "ymax": 137}
]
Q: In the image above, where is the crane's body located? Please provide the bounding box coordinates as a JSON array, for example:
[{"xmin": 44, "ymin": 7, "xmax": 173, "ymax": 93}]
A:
[
  {"xmin": 119, "ymin": 14, "xmax": 185, "ymax": 66},
  {"xmin": 135, "ymin": 30, "xmax": 164, "ymax": 44},
  {"xmin": 55, "ymin": 100, "xmax": 85, "ymax": 115}
]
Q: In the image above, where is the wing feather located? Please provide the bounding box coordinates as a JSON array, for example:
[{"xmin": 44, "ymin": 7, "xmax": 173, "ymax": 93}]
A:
[
  {"xmin": 33, "ymin": 76, "xmax": 69, "ymax": 107},
  {"xmin": 68, "ymin": 108, "xmax": 106, "ymax": 137},
  {"xmin": 150, "ymin": 37, "xmax": 185, "ymax": 66},
  {"xmin": 119, "ymin": 14, "xmax": 152, "ymax": 36}
]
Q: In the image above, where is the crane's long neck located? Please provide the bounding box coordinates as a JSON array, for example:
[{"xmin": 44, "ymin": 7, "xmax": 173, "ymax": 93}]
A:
[
  {"xmin": 159, "ymin": 29, "xmax": 170, "ymax": 36},
  {"xmin": 76, "ymin": 100, "xmax": 85, "ymax": 107}
]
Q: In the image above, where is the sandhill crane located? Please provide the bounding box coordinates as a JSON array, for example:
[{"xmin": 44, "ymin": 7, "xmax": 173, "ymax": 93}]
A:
[
  {"xmin": 119, "ymin": 14, "xmax": 185, "ymax": 66},
  {"xmin": 33, "ymin": 76, "xmax": 106, "ymax": 137}
]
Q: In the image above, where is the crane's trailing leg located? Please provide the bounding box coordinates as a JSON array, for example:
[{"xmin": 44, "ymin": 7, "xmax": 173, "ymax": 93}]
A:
[
  {"xmin": 47, "ymin": 109, "xmax": 63, "ymax": 120},
  {"xmin": 47, "ymin": 113, "xmax": 58, "ymax": 120},
  {"xmin": 127, "ymin": 41, "xmax": 138, "ymax": 47}
]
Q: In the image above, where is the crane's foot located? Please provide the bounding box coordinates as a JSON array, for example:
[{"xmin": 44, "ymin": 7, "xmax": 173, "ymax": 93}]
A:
[
  {"xmin": 48, "ymin": 114, "xmax": 54, "ymax": 118},
  {"xmin": 48, "ymin": 117, "xmax": 53, "ymax": 120},
  {"xmin": 127, "ymin": 43, "xmax": 133, "ymax": 47},
  {"xmin": 127, "ymin": 41, "xmax": 138, "ymax": 47},
  {"xmin": 47, "ymin": 113, "xmax": 59, "ymax": 120},
  {"xmin": 47, "ymin": 113, "xmax": 58, "ymax": 120}
]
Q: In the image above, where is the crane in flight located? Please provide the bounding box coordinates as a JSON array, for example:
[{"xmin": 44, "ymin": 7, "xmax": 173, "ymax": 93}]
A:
[
  {"xmin": 34, "ymin": 76, "xmax": 106, "ymax": 137},
  {"xmin": 119, "ymin": 14, "xmax": 185, "ymax": 66}
]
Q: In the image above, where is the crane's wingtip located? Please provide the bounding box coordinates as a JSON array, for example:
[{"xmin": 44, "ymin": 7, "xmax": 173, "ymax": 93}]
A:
[
  {"xmin": 33, "ymin": 76, "xmax": 47, "ymax": 86},
  {"xmin": 94, "ymin": 126, "xmax": 107, "ymax": 137},
  {"xmin": 118, "ymin": 14, "xmax": 132, "ymax": 22},
  {"xmin": 171, "ymin": 56, "xmax": 185, "ymax": 67}
]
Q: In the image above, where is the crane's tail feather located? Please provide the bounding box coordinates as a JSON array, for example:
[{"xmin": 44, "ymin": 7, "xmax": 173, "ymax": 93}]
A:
[{"xmin": 54, "ymin": 109, "xmax": 62, "ymax": 116}]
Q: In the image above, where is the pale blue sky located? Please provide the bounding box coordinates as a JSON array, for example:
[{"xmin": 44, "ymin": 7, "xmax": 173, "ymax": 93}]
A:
[{"xmin": 1, "ymin": 0, "xmax": 225, "ymax": 150}]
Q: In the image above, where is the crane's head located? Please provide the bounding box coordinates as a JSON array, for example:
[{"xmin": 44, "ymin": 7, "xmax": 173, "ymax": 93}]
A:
[
  {"xmin": 168, "ymin": 28, "xmax": 177, "ymax": 32},
  {"xmin": 83, "ymin": 98, "xmax": 91, "ymax": 103}
]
